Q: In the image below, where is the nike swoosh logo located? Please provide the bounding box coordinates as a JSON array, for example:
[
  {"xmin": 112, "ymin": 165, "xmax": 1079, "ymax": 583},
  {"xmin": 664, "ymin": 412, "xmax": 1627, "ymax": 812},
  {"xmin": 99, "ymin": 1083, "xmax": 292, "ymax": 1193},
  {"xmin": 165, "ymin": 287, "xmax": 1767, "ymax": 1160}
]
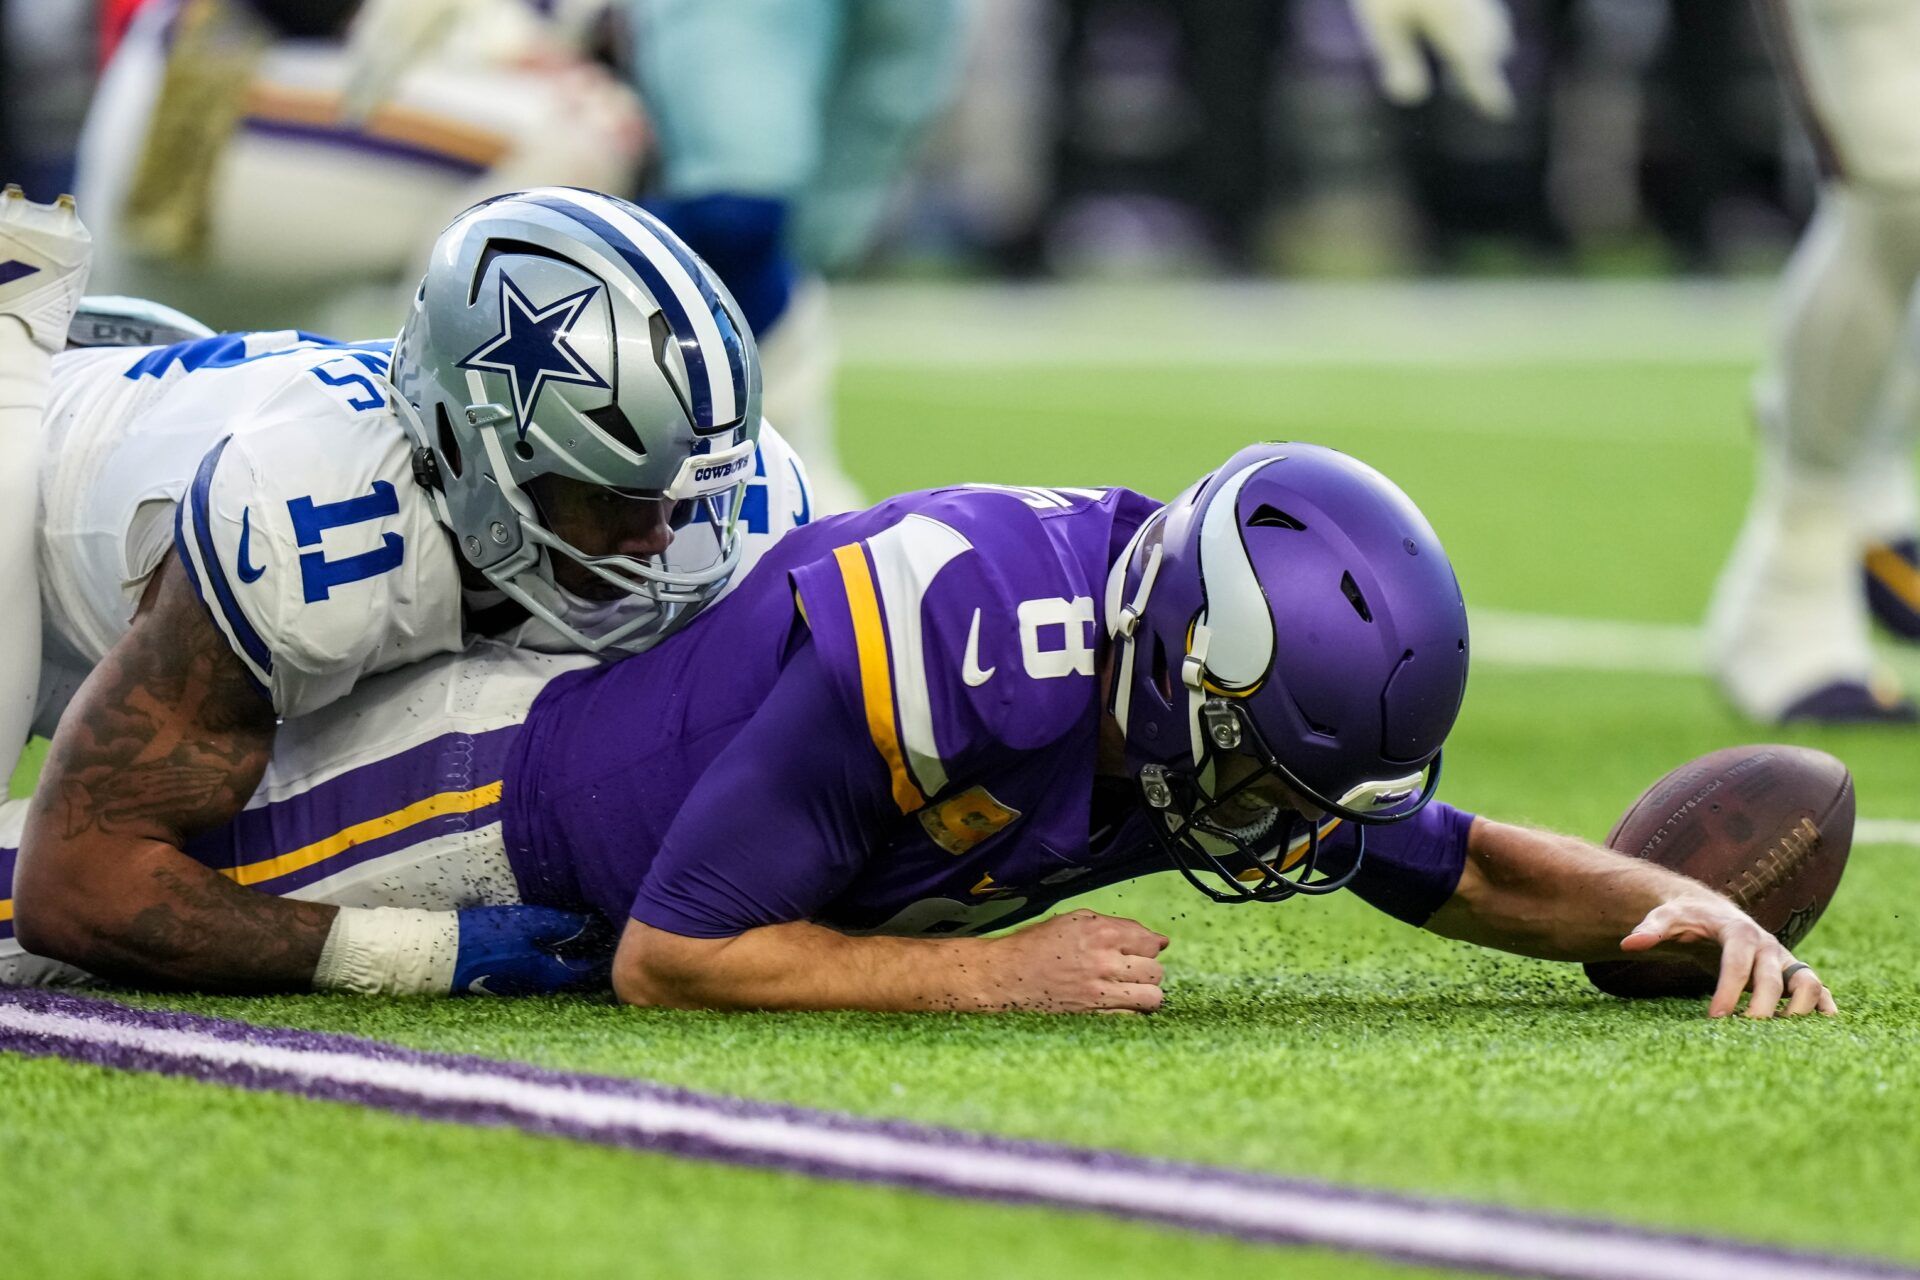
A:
[
  {"xmin": 466, "ymin": 976, "xmax": 497, "ymax": 996},
  {"xmin": 962, "ymin": 609, "xmax": 995, "ymax": 687},
  {"xmin": 236, "ymin": 508, "xmax": 265, "ymax": 583}
]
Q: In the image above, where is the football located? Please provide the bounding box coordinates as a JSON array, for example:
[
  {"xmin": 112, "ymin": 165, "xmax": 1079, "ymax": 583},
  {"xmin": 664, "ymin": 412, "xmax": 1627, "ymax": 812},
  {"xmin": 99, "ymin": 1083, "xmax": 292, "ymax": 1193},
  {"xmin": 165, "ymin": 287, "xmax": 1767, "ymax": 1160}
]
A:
[{"xmin": 1583, "ymin": 745, "xmax": 1856, "ymax": 999}]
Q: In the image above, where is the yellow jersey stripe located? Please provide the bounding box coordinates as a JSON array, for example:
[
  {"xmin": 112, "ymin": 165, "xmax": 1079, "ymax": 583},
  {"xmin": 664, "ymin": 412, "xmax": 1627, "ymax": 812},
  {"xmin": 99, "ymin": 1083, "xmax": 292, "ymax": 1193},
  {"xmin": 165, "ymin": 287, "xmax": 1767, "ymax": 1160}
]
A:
[
  {"xmin": 1280, "ymin": 817, "xmax": 1342, "ymax": 872},
  {"xmin": 1239, "ymin": 818, "xmax": 1344, "ymax": 881},
  {"xmin": 833, "ymin": 543, "xmax": 925, "ymax": 814},
  {"xmin": 220, "ymin": 781, "xmax": 503, "ymax": 888},
  {"xmin": 0, "ymin": 898, "xmax": 12, "ymax": 924}
]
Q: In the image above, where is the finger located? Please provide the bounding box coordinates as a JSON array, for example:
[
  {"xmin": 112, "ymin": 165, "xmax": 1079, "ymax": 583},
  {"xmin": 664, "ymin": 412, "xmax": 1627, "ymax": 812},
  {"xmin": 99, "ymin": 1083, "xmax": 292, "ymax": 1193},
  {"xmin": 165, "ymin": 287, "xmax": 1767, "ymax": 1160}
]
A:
[
  {"xmin": 1430, "ymin": 3, "xmax": 1516, "ymax": 118},
  {"xmin": 1099, "ymin": 981, "xmax": 1165, "ymax": 1014},
  {"xmin": 1358, "ymin": 18, "xmax": 1433, "ymax": 106},
  {"xmin": 1622, "ymin": 903, "xmax": 1714, "ymax": 953},
  {"xmin": 1709, "ymin": 937, "xmax": 1757, "ymax": 1018},
  {"xmin": 1785, "ymin": 969, "xmax": 1822, "ymax": 1017},
  {"xmin": 1113, "ymin": 924, "xmax": 1171, "ymax": 957},
  {"xmin": 1107, "ymin": 954, "xmax": 1165, "ymax": 986},
  {"xmin": 1455, "ymin": 60, "xmax": 1515, "ymax": 119},
  {"xmin": 1619, "ymin": 904, "xmax": 1678, "ymax": 953},
  {"xmin": 1817, "ymin": 983, "xmax": 1840, "ymax": 1016},
  {"xmin": 1744, "ymin": 954, "xmax": 1785, "ymax": 1021}
]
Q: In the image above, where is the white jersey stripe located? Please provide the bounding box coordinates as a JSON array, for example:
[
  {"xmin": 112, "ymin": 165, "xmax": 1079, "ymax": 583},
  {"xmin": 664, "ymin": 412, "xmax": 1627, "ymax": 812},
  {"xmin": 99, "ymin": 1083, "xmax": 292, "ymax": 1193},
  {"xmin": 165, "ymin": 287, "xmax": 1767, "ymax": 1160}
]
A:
[{"xmin": 866, "ymin": 515, "xmax": 973, "ymax": 801}]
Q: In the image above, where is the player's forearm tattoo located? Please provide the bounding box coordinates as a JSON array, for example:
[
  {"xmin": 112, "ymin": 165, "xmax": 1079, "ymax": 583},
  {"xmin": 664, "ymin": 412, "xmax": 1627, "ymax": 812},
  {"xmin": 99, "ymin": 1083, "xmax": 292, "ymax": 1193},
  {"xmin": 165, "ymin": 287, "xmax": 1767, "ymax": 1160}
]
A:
[
  {"xmin": 21, "ymin": 558, "xmax": 334, "ymax": 989},
  {"xmin": 89, "ymin": 865, "xmax": 337, "ymax": 991},
  {"xmin": 40, "ymin": 568, "xmax": 269, "ymax": 843}
]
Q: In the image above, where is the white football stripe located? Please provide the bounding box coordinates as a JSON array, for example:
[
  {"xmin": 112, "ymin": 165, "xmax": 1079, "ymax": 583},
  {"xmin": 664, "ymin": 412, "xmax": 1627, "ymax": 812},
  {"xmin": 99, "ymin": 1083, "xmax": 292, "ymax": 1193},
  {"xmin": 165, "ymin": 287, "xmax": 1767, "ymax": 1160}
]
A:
[
  {"xmin": 1194, "ymin": 462, "xmax": 1278, "ymax": 690},
  {"xmin": 866, "ymin": 514, "xmax": 972, "ymax": 799}
]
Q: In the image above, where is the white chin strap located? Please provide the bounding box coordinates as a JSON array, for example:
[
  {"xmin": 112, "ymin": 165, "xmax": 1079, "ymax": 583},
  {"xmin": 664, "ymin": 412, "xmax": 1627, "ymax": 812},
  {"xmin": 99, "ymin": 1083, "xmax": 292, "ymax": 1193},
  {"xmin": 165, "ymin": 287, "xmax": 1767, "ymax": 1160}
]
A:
[
  {"xmin": 1182, "ymin": 620, "xmax": 1213, "ymax": 767},
  {"xmin": 1104, "ymin": 513, "xmax": 1166, "ymax": 736}
]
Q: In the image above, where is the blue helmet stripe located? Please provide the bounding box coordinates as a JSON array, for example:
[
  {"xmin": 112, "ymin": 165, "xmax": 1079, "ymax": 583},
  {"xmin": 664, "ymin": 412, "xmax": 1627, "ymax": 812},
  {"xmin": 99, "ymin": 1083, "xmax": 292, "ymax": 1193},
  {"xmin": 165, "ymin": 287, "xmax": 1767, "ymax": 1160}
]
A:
[
  {"xmin": 520, "ymin": 192, "xmax": 746, "ymax": 431},
  {"xmin": 619, "ymin": 201, "xmax": 751, "ymax": 419}
]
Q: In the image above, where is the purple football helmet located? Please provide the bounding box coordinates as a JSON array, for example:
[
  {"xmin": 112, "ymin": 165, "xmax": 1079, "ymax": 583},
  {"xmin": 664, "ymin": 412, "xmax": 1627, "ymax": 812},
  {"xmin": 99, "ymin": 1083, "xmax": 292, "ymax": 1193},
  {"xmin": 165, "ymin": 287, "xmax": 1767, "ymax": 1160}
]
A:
[{"xmin": 1104, "ymin": 443, "xmax": 1470, "ymax": 902}]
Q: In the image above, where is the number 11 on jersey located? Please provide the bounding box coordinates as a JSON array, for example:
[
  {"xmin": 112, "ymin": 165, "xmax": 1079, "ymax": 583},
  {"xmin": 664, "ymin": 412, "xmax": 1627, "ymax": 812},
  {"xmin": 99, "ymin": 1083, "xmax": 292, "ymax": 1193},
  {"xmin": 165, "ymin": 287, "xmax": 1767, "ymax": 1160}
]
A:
[{"xmin": 288, "ymin": 482, "xmax": 407, "ymax": 603}]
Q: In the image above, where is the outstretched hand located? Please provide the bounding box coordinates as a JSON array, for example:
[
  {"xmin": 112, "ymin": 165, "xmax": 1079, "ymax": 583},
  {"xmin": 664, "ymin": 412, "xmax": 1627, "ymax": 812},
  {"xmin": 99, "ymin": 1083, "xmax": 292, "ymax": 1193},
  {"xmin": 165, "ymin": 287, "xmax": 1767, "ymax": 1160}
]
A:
[{"xmin": 1621, "ymin": 896, "xmax": 1837, "ymax": 1019}]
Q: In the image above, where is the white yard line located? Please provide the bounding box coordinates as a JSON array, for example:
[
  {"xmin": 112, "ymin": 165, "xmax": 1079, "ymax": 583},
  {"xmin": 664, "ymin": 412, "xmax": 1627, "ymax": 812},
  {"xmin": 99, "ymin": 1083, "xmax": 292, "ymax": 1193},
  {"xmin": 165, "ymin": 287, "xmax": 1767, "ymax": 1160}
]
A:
[
  {"xmin": 1858, "ymin": 821, "xmax": 1920, "ymax": 848},
  {"xmin": 2, "ymin": 993, "xmax": 1913, "ymax": 1280},
  {"xmin": 833, "ymin": 279, "xmax": 1775, "ymax": 368},
  {"xmin": 1471, "ymin": 609, "xmax": 1706, "ymax": 675},
  {"xmin": 1471, "ymin": 608, "xmax": 1920, "ymax": 692}
]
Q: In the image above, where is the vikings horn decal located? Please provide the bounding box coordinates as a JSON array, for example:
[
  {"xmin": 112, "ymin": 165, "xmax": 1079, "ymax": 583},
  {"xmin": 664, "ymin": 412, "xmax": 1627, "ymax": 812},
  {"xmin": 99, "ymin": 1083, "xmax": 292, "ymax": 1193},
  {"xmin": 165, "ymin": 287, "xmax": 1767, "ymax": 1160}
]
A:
[{"xmin": 1193, "ymin": 461, "xmax": 1280, "ymax": 695}]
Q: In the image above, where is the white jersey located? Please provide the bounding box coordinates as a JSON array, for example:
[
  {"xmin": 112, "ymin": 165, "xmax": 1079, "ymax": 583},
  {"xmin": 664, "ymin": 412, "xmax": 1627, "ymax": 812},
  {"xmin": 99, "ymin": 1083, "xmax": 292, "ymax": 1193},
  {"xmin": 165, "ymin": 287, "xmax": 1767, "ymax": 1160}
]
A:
[{"xmin": 38, "ymin": 330, "xmax": 814, "ymax": 724}]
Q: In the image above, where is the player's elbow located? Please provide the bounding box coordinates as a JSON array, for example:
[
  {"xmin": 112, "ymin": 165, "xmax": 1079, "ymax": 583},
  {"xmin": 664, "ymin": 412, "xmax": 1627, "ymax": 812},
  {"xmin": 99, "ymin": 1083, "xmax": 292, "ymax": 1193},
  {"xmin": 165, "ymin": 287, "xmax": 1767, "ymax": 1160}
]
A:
[
  {"xmin": 11, "ymin": 834, "xmax": 153, "ymax": 973},
  {"xmin": 612, "ymin": 922, "xmax": 737, "ymax": 1010},
  {"xmin": 11, "ymin": 867, "xmax": 107, "ymax": 970},
  {"xmin": 613, "ymin": 959, "xmax": 669, "ymax": 1008}
]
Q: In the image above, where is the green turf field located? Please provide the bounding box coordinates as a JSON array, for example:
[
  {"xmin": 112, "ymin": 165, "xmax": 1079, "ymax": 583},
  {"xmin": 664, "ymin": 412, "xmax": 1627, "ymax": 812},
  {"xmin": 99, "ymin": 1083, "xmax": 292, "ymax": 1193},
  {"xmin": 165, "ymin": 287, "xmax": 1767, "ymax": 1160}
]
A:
[{"xmin": 8, "ymin": 285, "xmax": 1920, "ymax": 1278}]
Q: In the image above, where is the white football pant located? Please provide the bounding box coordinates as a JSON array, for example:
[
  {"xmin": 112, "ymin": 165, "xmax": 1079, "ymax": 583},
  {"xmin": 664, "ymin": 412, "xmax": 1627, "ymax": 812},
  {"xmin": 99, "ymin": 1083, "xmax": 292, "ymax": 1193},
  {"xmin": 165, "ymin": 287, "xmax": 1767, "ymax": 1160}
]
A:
[{"xmin": 1708, "ymin": 0, "xmax": 1920, "ymax": 719}]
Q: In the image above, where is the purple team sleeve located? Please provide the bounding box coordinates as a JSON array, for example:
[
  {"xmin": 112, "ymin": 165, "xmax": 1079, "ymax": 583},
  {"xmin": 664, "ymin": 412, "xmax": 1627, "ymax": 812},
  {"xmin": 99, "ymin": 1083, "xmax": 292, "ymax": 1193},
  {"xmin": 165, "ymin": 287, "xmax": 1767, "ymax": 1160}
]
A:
[
  {"xmin": 631, "ymin": 638, "xmax": 895, "ymax": 938},
  {"xmin": 1317, "ymin": 801, "xmax": 1476, "ymax": 925}
]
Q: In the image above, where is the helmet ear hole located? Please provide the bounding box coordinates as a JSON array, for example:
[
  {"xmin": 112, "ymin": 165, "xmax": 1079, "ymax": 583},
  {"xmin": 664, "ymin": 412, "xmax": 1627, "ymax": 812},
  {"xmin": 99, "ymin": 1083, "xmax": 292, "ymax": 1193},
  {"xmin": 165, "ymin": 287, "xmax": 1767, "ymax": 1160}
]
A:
[
  {"xmin": 1151, "ymin": 633, "xmax": 1173, "ymax": 705},
  {"xmin": 434, "ymin": 403, "xmax": 464, "ymax": 479},
  {"xmin": 514, "ymin": 440, "xmax": 536, "ymax": 462},
  {"xmin": 1339, "ymin": 570, "xmax": 1372, "ymax": 622}
]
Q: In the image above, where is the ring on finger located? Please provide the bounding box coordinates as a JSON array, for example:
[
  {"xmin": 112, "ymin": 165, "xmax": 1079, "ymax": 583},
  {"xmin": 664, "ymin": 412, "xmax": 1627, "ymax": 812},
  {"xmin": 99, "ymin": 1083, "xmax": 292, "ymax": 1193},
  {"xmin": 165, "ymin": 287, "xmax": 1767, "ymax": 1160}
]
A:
[{"xmin": 1782, "ymin": 961, "xmax": 1812, "ymax": 985}]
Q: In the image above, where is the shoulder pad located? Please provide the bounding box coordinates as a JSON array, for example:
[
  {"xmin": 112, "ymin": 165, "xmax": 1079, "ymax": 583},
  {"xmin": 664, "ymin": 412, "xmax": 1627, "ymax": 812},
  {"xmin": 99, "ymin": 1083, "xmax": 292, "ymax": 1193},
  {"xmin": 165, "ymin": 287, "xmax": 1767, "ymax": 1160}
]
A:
[
  {"xmin": 790, "ymin": 498, "xmax": 1102, "ymax": 814},
  {"xmin": 173, "ymin": 424, "xmax": 459, "ymax": 717}
]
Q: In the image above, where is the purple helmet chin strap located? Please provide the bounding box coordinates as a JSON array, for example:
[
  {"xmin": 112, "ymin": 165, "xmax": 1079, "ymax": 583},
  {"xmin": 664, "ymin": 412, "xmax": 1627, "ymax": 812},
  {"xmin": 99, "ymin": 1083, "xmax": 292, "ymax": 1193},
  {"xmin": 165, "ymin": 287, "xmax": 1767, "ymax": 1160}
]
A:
[{"xmin": 1104, "ymin": 444, "xmax": 1470, "ymax": 903}]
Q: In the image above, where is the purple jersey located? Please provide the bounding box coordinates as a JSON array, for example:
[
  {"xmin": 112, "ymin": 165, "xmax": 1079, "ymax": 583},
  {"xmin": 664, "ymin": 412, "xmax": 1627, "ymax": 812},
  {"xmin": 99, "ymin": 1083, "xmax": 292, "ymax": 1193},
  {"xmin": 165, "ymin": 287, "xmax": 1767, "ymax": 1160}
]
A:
[{"xmin": 503, "ymin": 485, "xmax": 1473, "ymax": 938}]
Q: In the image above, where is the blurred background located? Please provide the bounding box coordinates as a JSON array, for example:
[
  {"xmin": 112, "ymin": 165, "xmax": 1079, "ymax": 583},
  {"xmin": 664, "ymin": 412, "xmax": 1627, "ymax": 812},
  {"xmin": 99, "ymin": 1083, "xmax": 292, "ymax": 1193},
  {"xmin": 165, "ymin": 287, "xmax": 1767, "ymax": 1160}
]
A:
[
  {"xmin": 8, "ymin": 0, "xmax": 1917, "ymax": 726},
  {"xmin": 0, "ymin": 0, "xmax": 1815, "ymax": 284}
]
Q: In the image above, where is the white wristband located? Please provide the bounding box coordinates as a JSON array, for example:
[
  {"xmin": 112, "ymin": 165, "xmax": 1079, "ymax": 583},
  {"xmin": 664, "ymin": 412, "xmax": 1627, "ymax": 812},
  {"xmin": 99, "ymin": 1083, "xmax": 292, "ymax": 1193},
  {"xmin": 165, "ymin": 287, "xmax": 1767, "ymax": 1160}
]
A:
[{"xmin": 313, "ymin": 907, "xmax": 460, "ymax": 996}]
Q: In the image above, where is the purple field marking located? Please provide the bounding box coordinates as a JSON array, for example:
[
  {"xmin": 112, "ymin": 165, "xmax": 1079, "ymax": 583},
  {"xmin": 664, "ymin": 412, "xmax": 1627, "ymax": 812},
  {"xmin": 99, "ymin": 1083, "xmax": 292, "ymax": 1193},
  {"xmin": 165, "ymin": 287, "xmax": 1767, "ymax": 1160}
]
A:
[{"xmin": 1, "ymin": 988, "xmax": 1912, "ymax": 1280}]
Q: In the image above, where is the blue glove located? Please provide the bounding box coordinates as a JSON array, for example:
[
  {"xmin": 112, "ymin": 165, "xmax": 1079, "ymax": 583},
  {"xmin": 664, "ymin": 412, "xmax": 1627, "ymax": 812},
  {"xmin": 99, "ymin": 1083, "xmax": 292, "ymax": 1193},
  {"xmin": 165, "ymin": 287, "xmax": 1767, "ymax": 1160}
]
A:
[{"xmin": 451, "ymin": 906, "xmax": 614, "ymax": 997}]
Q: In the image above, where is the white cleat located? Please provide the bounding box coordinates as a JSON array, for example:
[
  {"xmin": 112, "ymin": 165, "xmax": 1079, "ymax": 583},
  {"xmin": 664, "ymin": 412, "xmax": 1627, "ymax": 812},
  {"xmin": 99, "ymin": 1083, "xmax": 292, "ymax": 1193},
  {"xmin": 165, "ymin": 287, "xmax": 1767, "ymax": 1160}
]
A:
[
  {"xmin": 1705, "ymin": 460, "xmax": 1908, "ymax": 723},
  {"xmin": 0, "ymin": 186, "xmax": 93, "ymax": 356}
]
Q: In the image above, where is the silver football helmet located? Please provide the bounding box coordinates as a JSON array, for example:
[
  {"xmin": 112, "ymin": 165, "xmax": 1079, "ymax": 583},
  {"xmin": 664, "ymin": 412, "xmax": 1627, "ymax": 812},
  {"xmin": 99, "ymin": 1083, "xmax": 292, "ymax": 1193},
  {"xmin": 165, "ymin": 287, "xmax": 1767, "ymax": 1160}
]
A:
[{"xmin": 388, "ymin": 187, "xmax": 762, "ymax": 652}]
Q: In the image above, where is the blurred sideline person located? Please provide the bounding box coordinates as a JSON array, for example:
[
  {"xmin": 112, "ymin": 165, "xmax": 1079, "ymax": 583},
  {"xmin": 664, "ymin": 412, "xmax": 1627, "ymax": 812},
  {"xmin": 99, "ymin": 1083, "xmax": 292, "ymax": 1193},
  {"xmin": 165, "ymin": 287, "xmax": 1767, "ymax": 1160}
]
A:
[
  {"xmin": 0, "ymin": 445, "xmax": 1834, "ymax": 1020},
  {"xmin": 1359, "ymin": 0, "xmax": 1919, "ymax": 723},
  {"xmin": 1705, "ymin": 0, "xmax": 1920, "ymax": 724},
  {"xmin": 76, "ymin": 0, "xmax": 644, "ymax": 334},
  {"xmin": 0, "ymin": 186, "xmax": 812, "ymax": 998},
  {"xmin": 627, "ymin": 0, "xmax": 969, "ymax": 514}
]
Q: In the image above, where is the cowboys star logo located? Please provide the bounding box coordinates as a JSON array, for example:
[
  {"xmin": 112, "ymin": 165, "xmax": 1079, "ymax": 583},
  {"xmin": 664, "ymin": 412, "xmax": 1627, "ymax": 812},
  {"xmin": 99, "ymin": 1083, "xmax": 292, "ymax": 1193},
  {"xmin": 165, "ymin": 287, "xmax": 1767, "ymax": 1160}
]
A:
[{"xmin": 457, "ymin": 274, "xmax": 610, "ymax": 438}]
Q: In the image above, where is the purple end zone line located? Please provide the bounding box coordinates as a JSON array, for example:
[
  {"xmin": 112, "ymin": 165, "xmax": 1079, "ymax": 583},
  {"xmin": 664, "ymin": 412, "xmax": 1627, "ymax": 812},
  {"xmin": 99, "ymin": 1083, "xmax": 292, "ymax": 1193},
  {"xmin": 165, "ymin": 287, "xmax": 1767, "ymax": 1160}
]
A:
[{"xmin": 0, "ymin": 989, "xmax": 1911, "ymax": 1280}]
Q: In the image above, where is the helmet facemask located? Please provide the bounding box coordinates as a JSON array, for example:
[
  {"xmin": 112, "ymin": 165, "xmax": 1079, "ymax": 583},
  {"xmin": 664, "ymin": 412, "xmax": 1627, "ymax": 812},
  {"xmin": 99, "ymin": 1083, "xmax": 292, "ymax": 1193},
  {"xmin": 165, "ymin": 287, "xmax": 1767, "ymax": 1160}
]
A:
[
  {"xmin": 1108, "ymin": 444, "xmax": 1467, "ymax": 906},
  {"xmin": 489, "ymin": 429, "xmax": 757, "ymax": 651},
  {"xmin": 1139, "ymin": 694, "xmax": 1443, "ymax": 903}
]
